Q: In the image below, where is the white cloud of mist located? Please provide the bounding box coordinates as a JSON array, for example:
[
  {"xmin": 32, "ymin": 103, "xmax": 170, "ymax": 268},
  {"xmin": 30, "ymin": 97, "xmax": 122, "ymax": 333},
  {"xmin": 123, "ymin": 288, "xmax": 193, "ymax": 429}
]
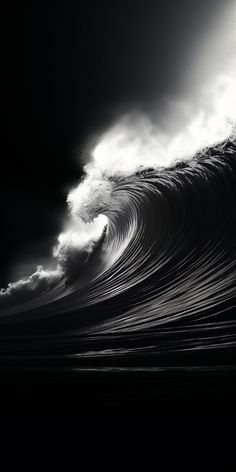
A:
[
  {"xmin": 0, "ymin": 265, "xmax": 63, "ymax": 298},
  {"xmin": 54, "ymin": 214, "xmax": 108, "ymax": 262},
  {"xmin": 91, "ymin": 75, "xmax": 236, "ymax": 176}
]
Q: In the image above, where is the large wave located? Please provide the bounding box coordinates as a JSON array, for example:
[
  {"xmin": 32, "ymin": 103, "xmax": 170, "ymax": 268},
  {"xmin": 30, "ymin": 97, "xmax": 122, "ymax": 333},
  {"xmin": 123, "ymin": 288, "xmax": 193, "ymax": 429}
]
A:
[{"xmin": 0, "ymin": 133, "xmax": 235, "ymax": 367}]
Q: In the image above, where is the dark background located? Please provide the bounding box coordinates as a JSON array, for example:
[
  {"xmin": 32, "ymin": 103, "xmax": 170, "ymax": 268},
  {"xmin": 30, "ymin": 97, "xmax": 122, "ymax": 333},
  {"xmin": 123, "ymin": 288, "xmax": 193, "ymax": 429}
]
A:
[{"xmin": 2, "ymin": 0, "xmax": 225, "ymax": 287}]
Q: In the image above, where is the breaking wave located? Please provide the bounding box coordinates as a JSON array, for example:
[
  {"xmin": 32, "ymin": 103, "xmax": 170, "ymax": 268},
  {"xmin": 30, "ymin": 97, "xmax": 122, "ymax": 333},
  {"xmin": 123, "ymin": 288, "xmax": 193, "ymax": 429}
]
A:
[{"xmin": 0, "ymin": 132, "xmax": 235, "ymax": 367}]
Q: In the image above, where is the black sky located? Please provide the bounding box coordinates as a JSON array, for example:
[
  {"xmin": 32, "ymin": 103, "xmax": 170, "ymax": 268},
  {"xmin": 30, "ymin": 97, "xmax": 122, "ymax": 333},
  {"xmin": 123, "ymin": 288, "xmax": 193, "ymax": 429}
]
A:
[{"xmin": 1, "ymin": 0, "xmax": 226, "ymax": 286}]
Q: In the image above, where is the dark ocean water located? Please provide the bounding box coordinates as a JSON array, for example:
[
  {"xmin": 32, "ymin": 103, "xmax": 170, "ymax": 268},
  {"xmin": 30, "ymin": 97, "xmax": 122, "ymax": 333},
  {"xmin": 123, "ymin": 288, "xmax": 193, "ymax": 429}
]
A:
[{"xmin": 0, "ymin": 138, "xmax": 236, "ymax": 412}]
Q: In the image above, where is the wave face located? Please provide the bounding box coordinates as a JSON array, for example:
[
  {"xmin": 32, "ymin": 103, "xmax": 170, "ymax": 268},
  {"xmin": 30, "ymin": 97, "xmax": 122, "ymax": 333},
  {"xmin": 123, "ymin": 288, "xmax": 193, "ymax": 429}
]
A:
[{"xmin": 0, "ymin": 138, "xmax": 236, "ymax": 368}]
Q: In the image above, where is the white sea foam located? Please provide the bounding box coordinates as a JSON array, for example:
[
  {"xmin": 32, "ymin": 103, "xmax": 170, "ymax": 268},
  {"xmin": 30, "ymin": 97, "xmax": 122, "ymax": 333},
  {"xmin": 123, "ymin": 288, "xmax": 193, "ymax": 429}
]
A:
[
  {"xmin": 0, "ymin": 265, "xmax": 63, "ymax": 297},
  {"xmin": 54, "ymin": 214, "xmax": 108, "ymax": 263}
]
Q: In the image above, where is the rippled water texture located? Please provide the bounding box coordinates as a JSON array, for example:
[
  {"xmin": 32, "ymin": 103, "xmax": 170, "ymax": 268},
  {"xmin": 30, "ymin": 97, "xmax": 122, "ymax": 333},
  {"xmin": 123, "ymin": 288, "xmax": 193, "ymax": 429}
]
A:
[{"xmin": 0, "ymin": 138, "xmax": 236, "ymax": 370}]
